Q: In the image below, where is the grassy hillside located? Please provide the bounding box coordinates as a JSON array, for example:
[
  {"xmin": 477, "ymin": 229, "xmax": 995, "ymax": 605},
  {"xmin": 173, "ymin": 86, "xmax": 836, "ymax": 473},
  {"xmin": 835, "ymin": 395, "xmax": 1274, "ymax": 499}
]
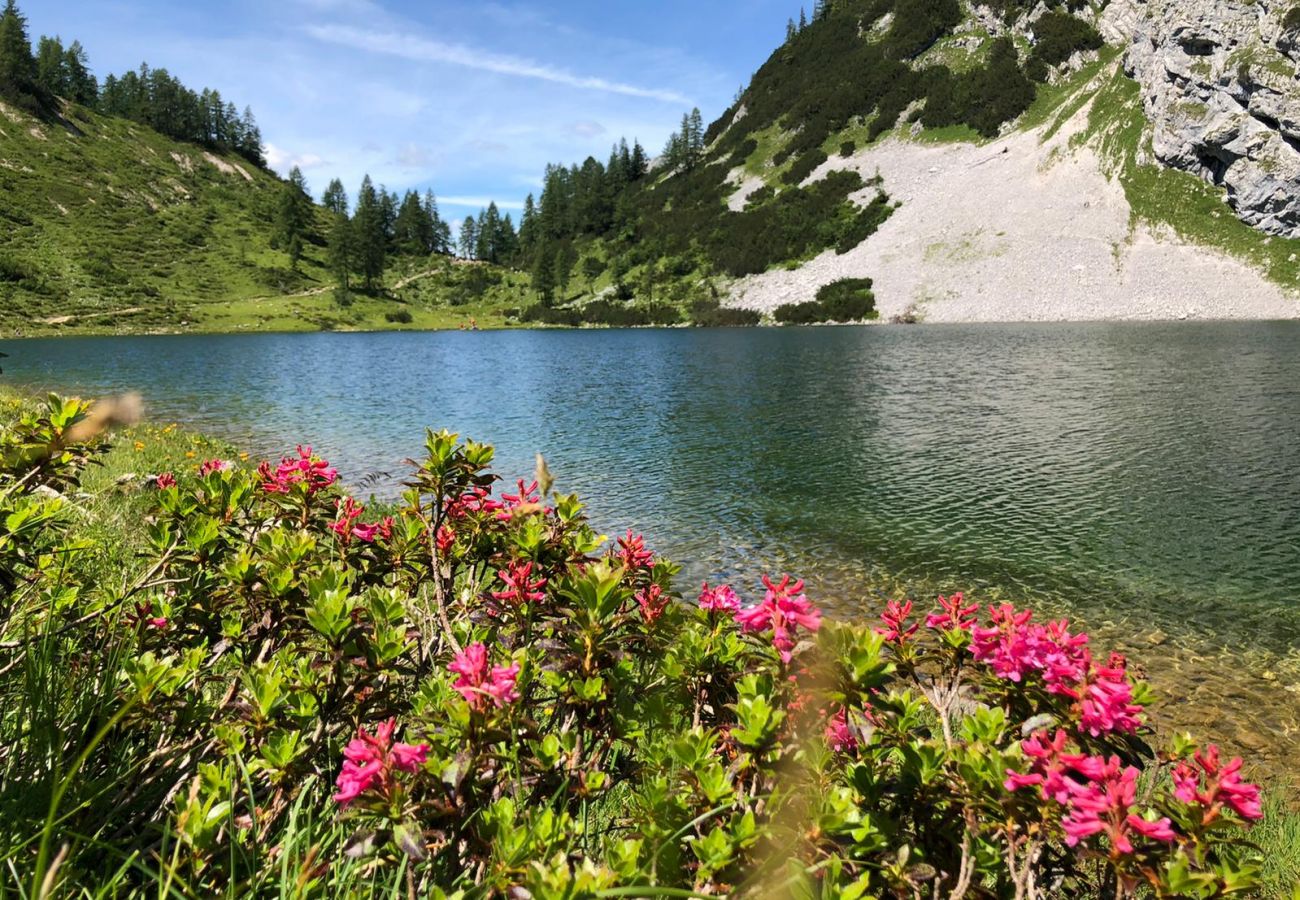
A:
[{"xmin": 0, "ymin": 99, "xmax": 527, "ymax": 335}]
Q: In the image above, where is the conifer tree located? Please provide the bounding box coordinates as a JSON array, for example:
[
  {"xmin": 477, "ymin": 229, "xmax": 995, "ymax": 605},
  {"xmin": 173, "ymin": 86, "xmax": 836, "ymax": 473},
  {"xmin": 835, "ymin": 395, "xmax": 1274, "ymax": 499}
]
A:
[
  {"xmin": 64, "ymin": 40, "xmax": 95, "ymax": 105},
  {"xmin": 322, "ymin": 179, "xmax": 348, "ymax": 217},
  {"xmin": 787, "ymin": 18, "xmax": 797, "ymax": 42},
  {"xmin": 324, "ymin": 180, "xmax": 353, "ymax": 291},
  {"xmin": 352, "ymin": 175, "xmax": 386, "ymax": 291},
  {"xmin": 799, "ymin": 7, "xmax": 807, "ymax": 30},
  {"xmin": 458, "ymin": 216, "xmax": 479, "ymax": 260},
  {"xmin": 425, "ymin": 190, "xmax": 451, "ymax": 254},
  {"xmin": 0, "ymin": 0, "xmax": 36, "ymax": 103},
  {"xmin": 274, "ymin": 167, "xmax": 312, "ymax": 270},
  {"xmin": 35, "ymin": 35, "xmax": 66, "ymax": 98},
  {"xmin": 531, "ymin": 244, "xmax": 555, "ymax": 304}
]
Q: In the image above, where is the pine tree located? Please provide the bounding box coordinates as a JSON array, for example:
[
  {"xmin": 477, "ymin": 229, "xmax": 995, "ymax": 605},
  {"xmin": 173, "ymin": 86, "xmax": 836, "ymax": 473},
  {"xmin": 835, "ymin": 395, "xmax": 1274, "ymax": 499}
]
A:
[
  {"xmin": 0, "ymin": 0, "xmax": 36, "ymax": 103},
  {"xmin": 787, "ymin": 18, "xmax": 797, "ymax": 42},
  {"xmin": 352, "ymin": 175, "xmax": 386, "ymax": 291},
  {"xmin": 799, "ymin": 7, "xmax": 808, "ymax": 30},
  {"xmin": 64, "ymin": 40, "xmax": 95, "ymax": 105}
]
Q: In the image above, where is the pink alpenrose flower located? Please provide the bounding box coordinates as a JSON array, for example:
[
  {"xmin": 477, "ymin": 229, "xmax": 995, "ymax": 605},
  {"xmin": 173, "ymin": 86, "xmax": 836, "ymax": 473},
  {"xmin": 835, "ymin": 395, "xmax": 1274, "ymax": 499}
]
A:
[
  {"xmin": 735, "ymin": 575, "xmax": 822, "ymax": 664},
  {"xmin": 334, "ymin": 719, "xmax": 429, "ymax": 806},
  {"xmin": 448, "ymin": 643, "xmax": 520, "ymax": 711},
  {"xmin": 698, "ymin": 582, "xmax": 741, "ymax": 614}
]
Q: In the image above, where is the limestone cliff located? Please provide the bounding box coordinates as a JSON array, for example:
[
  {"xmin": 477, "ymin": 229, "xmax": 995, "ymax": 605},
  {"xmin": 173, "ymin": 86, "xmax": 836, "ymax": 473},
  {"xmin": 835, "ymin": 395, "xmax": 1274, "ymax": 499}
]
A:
[{"xmin": 1104, "ymin": 0, "xmax": 1300, "ymax": 237}]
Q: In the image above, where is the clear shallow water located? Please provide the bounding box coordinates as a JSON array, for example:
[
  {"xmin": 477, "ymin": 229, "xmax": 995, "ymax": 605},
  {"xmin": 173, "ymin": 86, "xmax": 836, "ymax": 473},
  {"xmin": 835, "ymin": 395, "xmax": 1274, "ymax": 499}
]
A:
[{"xmin": 5, "ymin": 324, "xmax": 1300, "ymax": 758}]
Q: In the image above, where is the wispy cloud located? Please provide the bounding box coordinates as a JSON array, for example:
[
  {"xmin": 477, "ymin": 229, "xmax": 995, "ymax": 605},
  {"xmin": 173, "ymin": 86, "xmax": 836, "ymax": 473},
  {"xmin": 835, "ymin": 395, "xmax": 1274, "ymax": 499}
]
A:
[
  {"xmin": 265, "ymin": 143, "xmax": 327, "ymax": 173},
  {"xmin": 304, "ymin": 24, "xmax": 691, "ymax": 105},
  {"xmin": 438, "ymin": 195, "xmax": 526, "ymax": 211}
]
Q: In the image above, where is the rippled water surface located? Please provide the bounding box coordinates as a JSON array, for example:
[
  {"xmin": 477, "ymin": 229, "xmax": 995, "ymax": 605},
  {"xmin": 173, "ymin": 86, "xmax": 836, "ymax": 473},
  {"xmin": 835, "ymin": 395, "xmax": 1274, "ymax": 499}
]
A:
[{"xmin": 6, "ymin": 324, "xmax": 1300, "ymax": 757}]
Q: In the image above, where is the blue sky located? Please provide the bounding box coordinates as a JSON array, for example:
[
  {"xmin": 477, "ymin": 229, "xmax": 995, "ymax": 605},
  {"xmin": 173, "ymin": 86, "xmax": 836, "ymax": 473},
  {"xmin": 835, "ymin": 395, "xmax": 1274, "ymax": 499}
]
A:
[{"xmin": 25, "ymin": 0, "xmax": 799, "ymax": 216}]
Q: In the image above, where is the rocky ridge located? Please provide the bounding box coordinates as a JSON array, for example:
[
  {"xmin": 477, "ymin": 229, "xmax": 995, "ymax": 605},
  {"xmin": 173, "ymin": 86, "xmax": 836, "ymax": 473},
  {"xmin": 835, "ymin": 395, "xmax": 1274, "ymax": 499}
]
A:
[{"xmin": 1104, "ymin": 0, "xmax": 1300, "ymax": 238}]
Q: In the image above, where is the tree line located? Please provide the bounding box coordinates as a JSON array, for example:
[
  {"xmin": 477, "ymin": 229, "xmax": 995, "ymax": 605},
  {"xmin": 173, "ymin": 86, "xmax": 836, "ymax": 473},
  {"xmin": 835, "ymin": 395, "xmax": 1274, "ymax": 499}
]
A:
[
  {"xmin": 0, "ymin": 0, "xmax": 263, "ymax": 165},
  {"xmin": 275, "ymin": 171, "xmax": 455, "ymax": 293}
]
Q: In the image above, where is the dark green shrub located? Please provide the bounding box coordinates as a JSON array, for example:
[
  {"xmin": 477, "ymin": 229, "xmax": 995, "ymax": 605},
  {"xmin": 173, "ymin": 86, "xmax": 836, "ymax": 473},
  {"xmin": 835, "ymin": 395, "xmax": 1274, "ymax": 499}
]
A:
[
  {"xmin": 773, "ymin": 301, "xmax": 825, "ymax": 324},
  {"xmin": 840, "ymin": 140, "xmax": 857, "ymax": 157},
  {"xmin": 816, "ymin": 277, "xmax": 877, "ymax": 320},
  {"xmin": 1282, "ymin": 4, "xmax": 1300, "ymax": 32},
  {"xmin": 690, "ymin": 298, "xmax": 760, "ymax": 327},
  {"xmin": 782, "ymin": 149, "xmax": 829, "ymax": 186},
  {"xmin": 1029, "ymin": 11, "xmax": 1104, "ymax": 69},
  {"xmin": 385, "ymin": 309, "xmax": 414, "ymax": 324}
]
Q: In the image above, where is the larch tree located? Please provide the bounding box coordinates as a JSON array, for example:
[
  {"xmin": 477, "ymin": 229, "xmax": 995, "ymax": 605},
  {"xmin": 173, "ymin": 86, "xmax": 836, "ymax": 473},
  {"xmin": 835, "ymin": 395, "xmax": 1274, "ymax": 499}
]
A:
[
  {"xmin": 0, "ymin": 0, "xmax": 36, "ymax": 103},
  {"xmin": 352, "ymin": 175, "xmax": 386, "ymax": 291},
  {"xmin": 274, "ymin": 166, "xmax": 313, "ymax": 270}
]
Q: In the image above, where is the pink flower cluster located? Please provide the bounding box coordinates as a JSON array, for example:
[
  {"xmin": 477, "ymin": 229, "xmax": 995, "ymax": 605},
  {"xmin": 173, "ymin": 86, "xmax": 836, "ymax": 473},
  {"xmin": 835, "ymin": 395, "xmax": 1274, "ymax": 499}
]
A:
[
  {"xmin": 825, "ymin": 707, "xmax": 858, "ymax": 753},
  {"xmin": 698, "ymin": 582, "xmax": 741, "ymax": 614},
  {"xmin": 329, "ymin": 497, "xmax": 393, "ymax": 545},
  {"xmin": 491, "ymin": 560, "xmax": 548, "ymax": 606},
  {"xmin": 876, "ymin": 600, "xmax": 918, "ymax": 644},
  {"xmin": 971, "ymin": 604, "xmax": 1142, "ymax": 736},
  {"xmin": 1172, "ymin": 745, "xmax": 1263, "ymax": 822},
  {"xmin": 447, "ymin": 487, "xmax": 501, "ymax": 519},
  {"xmin": 1005, "ymin": 731, "xmax": 1175, "ymax": 856},
  {"xmin": 334, "ymin": 719, "xmax": 429, "ymax": 806},
  {"xmin": 449, "ymin": 643, "xmax": 520, "ymax": 712},
  {"xmin": 637, "ymin": 584, "xmax": 669, "ymax": 623},
  {"xmin": 735, "ymin": 575, "xmax": 822, "ymax": 664},
  {"xmin": 616, "ymin": 531, "xmax": 655, "ymax": 571},
  {"xmin": 198, "ymin": 458, "xmax": 232, "ymax": 477},
  {"xmin": 925, "ymin": 592, "xmax": 979, "ymax": 631},
  {"xmin": 498, "ymin": 479, "xmax": 547, "ymax": 521},
  {"xmin": 130, "ymin": 601, "xmax": 169, "ymax": 630},
  {"xmin": 258, "ymin": 446, "xmax": 338, "ymax": 496},
  {"xmin": 154, "ymin": 472, "xmax": 177, "ymax": 490}
]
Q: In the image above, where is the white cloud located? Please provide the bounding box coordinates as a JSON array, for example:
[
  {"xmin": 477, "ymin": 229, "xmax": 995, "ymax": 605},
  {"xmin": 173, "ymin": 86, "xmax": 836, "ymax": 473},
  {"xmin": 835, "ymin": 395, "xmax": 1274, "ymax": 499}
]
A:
[
  {"xmin": 304, "ymin": 24, "xmax": 692, "ymax": 105},
  {"xmin": 265, "ymin": 143, "xmax": 327, "ymax": 174}
]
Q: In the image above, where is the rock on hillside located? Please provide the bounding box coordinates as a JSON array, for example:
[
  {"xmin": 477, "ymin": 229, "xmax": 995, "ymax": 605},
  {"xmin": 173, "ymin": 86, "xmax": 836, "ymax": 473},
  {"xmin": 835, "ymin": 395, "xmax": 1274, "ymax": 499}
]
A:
[{"xmin": 1106, "ymin": 0, "xmax": 1300, "ymax": 237}]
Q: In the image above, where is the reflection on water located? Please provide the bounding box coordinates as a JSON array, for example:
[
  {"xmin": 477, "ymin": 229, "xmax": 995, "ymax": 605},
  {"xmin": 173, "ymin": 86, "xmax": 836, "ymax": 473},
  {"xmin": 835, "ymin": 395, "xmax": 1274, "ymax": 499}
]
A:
[{"xmin": 5, "ymin": 323, "xmax": 1300, "ymax": 767}]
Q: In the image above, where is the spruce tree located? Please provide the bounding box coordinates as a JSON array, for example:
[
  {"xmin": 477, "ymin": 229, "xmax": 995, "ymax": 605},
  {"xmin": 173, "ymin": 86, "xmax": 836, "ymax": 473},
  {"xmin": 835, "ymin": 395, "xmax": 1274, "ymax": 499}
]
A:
[
  {"xmin": 799, "ymin": 7, "xmax": 807, "ymax": 30},
  {"xmin": 787, "ymin": 18, "xmax": 797, "ymax": 42},
  {"xmin": 328, "ymin": 214, "xmax": 354, "ymax": 292},
  {"xmin": 0, "ymin": 0, "xmax": 36, "ymax": 103}
]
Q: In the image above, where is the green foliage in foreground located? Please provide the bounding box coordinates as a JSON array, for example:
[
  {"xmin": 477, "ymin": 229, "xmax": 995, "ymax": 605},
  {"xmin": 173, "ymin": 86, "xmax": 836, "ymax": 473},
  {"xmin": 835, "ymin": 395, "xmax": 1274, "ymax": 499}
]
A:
[{"xmin": 2, "ymin": 393, "xmax": 1298, "ymax": 898}]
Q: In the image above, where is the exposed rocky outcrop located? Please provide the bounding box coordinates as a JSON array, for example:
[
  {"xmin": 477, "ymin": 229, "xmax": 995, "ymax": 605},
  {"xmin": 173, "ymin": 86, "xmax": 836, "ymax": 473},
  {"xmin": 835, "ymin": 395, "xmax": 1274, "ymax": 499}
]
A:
[{"xmin": 1105, "ymin": 0, "xmax": 1300, "ymax": 237}]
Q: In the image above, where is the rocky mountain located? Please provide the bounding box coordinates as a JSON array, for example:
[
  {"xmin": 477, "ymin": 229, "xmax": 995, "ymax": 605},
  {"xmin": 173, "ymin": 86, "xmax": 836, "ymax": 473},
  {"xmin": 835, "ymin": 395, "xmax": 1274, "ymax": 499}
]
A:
[{"xmin": 1106, "ymin": 0, "xmax": 1300, "ymax": 237}]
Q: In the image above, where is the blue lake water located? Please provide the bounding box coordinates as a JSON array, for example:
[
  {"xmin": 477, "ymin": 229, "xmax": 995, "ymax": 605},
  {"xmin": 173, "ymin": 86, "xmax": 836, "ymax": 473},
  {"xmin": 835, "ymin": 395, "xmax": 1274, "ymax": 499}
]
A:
[{"xmin": 5, "ymin": 323, "xmax": 1300, "ymax": 668}]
